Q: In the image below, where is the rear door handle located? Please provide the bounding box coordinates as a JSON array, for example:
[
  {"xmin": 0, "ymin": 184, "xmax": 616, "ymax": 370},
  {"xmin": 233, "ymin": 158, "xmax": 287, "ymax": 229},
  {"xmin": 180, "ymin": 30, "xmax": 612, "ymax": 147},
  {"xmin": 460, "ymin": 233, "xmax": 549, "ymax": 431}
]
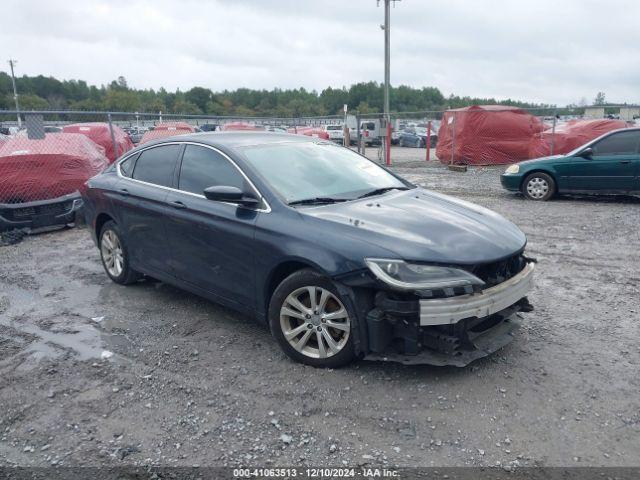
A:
[
  {"xmin": 169, "ymin": 200, "xmax": 187, "ymax": 209},
  {"xmin": 619, "ymin": 160, "xmax": 631, "ymax": 164},
  {"xmin": 119, "ymin": 188, "xmax": 129, "ymax": 196}
]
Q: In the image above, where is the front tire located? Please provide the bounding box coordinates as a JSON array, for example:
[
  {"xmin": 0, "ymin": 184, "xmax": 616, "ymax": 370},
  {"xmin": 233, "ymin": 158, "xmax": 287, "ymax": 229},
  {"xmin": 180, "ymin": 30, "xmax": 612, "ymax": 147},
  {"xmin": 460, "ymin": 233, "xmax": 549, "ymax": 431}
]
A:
[
  {"xmin": 522, "ymin": 172, "xmax": 555, "ymax": 201},
  {"xmin": 99, "ymin": 221, "xmax": 142, "ymax": 285},
  {"xmin": 269, "ymin": 269, "xmax": 355, "ymax": 368}
]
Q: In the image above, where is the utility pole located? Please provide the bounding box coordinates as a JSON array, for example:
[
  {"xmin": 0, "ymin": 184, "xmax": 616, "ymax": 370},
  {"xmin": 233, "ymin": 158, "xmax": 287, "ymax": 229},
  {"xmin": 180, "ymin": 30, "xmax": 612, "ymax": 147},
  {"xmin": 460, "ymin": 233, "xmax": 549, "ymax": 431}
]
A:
[
  {"xmin": 8, "ymin": 59, "xmax": 22, "ymax": 128},
  {"xmin": 378, "ymin": 0, "xmax": 399, "ymax": 164},
  {"xmin": 383, "ymin": 0, "xmax": 391, "ymax": 120}
]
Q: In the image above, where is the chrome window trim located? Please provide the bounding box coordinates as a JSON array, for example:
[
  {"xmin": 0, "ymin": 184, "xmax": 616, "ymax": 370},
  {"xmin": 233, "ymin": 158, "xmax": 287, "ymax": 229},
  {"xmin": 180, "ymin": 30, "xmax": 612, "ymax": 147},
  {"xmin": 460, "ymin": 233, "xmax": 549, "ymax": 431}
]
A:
[{"xmin": 116, "ymin": 141, "xmax": 271, "ymax": 213}]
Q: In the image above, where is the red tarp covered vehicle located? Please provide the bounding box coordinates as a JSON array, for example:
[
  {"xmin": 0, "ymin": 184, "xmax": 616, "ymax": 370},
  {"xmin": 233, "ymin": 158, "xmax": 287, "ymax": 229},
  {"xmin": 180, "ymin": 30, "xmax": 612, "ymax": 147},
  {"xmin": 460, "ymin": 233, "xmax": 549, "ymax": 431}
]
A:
[
  {"xmin": 0, "ymin": 133, "xmax": 109, "ymax": 202},
  {"xmin": 220, "ymin": 122, "xmax": 265, "ymax": 131},
  {"xmin": 0, "ymin": 133, "xmax": 109, "ymax": 231},
  {"xmin": 62, "ymin": 122, "xmax": 134, "ymax": 163},
  {"xmin": 528, "ymin": 119, "xmax": 629, "ymax": 158},
  {"xmin": 436, "ymin": 105, "xmax": 545, "ymax": 165},
  {"xmin": 139, "ymin": 122, "xmax": 197, "ymax": 145},
  {"xmin": 286, "ymin": 126, "xmax": 330, "ymax": 140}
]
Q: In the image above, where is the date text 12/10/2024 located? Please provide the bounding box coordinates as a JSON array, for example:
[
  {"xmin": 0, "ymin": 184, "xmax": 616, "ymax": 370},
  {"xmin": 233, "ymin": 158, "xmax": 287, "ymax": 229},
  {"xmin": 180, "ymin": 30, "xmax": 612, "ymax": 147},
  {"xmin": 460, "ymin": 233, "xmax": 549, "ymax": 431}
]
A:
[{"xmin": 233, "ymin": 467, "xmax": 399, "ymax": 478}]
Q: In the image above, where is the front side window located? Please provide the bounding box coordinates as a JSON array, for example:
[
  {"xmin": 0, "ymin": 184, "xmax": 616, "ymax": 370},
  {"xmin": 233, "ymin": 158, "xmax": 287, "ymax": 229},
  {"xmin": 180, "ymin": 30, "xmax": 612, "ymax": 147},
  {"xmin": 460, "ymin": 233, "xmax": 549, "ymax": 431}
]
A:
[
  {"xmin": 592, "ymin": 131, "xmax": 640, "ymax": 156},
  {"xmin": 178, "ymin": 144, "xmax": 245, "ymax": 195},
  {"xmin": 242, "ymin": 142, "xmax": 409, "ymax": 203},
  {"xmin": 132, "ymin": 144, "xmax": 181, "ymax": 187}
]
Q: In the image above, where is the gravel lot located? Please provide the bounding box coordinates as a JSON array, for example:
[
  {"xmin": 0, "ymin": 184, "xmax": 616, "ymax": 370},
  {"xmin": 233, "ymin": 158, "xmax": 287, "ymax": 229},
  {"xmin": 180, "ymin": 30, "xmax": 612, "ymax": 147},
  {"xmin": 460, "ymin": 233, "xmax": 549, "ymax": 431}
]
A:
[{"xmin": 1, "ymin": 146, "xmax": 639, "ymax": 469}]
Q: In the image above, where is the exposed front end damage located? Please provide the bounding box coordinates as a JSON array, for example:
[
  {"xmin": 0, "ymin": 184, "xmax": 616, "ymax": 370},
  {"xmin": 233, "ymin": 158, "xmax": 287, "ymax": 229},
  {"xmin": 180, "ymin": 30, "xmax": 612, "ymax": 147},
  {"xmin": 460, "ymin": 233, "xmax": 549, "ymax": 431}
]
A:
[{"xmin": 361, "ymin": 258, "xmax": 535, "ymax": 366}]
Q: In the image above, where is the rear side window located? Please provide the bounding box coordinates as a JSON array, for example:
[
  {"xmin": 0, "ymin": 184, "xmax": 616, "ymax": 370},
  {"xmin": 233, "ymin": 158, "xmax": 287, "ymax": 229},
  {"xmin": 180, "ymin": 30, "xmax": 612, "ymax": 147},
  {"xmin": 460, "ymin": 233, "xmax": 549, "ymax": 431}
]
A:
[
  {"xmin": 178, "ymin": 145, "xmax": 245, "ymax": 195},
  {"xmin": 132, "ymin": 145, "xmax": 181, "ymax": 187},
  {"xmin": 592, "ymin": 131, "xmax": 640, "ymax": 156},
  {"xmin": 119, "ymin": 154, "xmax": 138, "ymax": 177}
]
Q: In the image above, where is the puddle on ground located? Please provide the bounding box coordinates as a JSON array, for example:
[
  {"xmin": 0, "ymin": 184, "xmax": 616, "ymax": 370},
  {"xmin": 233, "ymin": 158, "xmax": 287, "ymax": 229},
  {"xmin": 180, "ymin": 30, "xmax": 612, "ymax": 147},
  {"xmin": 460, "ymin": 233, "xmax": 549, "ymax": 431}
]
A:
[{"xmin": 0, "ymin": 273, "xmax": 126, "ymax": 370}]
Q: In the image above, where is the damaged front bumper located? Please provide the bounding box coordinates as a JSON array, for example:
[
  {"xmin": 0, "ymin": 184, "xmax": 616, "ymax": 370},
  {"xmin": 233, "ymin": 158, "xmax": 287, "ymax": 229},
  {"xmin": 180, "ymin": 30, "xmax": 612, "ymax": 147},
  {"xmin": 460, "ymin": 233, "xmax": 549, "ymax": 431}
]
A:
[{"xmin": 363, "ymin": 262, "xmax": 535, "ymax": 366}]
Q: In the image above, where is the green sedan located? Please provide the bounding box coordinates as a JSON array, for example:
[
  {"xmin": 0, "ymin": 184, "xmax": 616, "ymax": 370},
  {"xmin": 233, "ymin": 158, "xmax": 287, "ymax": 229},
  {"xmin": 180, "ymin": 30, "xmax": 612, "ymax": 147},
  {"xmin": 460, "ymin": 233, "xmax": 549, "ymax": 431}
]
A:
[{"xmin": 501, "ymin": 127, "xmax": 640, "ymax": 200}]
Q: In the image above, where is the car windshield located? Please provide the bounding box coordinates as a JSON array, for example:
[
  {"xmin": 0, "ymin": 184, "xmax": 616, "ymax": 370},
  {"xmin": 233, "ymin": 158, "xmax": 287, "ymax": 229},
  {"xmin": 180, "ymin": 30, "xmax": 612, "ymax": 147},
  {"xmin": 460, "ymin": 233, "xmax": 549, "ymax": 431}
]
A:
[{"xmin": 242, "ymin": 142, "xmax": 410, "ymax": 204}]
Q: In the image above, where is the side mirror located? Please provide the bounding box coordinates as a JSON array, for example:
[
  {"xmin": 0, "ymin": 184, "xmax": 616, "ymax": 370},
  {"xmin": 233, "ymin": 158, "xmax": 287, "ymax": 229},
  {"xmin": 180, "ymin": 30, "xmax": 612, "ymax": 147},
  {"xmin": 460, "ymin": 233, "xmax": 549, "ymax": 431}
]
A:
[
  {"xmin": 578, "ymin": 147, "xmax": 594, "ymax": 158},
  {"xmin": 203, "ymin": 185, "xmax": 260, "ymax": 207}
]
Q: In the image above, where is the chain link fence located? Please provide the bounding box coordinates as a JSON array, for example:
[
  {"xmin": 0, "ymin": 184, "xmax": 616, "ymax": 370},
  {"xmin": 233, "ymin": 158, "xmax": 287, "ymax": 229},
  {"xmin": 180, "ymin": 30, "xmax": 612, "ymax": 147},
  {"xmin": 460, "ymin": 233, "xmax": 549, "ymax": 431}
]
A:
[{"xmin": 0, "ymin": 105, "xmax": 638, "ymax": 233}]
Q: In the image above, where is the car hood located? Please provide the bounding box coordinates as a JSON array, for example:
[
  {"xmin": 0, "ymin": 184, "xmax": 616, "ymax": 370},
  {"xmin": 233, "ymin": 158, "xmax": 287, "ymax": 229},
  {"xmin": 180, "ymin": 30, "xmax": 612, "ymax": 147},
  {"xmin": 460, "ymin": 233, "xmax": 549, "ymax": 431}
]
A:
[
  {"xmin": 516, "ymin": 155, "xmax": 565, "ymax": 167},
  {"xmin": 301, "ymin": 188, "xmax": 526, "ymax": 265}
]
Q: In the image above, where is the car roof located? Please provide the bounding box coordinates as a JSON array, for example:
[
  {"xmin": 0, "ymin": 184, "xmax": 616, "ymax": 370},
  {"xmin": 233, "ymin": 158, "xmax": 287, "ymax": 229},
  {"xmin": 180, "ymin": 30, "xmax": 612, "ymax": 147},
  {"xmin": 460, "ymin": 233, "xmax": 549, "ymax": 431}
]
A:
[{"xmin": 134, "ymin": 131, "xmax": 320, "ymax": 151}]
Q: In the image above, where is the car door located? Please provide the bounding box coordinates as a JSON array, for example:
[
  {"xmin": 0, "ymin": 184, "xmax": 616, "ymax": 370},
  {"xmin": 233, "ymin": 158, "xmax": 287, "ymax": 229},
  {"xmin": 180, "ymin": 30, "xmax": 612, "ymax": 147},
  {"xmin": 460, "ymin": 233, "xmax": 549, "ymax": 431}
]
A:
[
  {"xmin": 569, "ymin": 130, "xmax": 640, "ymax": 192},
  {"xmin": 114, "ymin": 143, "xmax": 181, "ymax": 275},
  {"xmin": 164, "ymin": 143, "xmax": 259, "ymax": 308}
]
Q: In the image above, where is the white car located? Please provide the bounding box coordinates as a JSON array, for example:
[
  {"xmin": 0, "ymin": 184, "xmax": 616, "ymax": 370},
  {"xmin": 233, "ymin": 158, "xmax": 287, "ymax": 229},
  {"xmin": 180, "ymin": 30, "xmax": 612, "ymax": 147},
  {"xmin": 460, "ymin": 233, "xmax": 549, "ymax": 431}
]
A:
[{"xmin": 324, "ymin": 125, "xmax": 344, "ymax": 143}]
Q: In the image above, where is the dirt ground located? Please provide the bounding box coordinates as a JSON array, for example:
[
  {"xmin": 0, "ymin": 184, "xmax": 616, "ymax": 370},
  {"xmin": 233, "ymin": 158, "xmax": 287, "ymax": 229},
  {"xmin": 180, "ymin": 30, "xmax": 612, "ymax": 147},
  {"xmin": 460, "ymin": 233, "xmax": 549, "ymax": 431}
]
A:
[{"xmin": 1, "ymin": 147, "xmax": 639, "ymax": 469}]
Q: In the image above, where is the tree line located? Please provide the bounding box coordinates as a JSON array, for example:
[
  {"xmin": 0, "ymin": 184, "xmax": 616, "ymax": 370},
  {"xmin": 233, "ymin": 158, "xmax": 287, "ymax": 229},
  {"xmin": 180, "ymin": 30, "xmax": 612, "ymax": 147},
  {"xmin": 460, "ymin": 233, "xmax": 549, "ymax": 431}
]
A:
[{"xmin": 0, "ymin": 72, "xmax": 553, "ymax": 117}]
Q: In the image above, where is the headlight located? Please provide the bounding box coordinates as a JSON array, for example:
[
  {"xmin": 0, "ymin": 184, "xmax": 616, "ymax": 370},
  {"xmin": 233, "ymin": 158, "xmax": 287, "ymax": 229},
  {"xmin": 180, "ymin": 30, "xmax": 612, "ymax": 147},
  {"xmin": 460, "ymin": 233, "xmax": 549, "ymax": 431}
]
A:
[
  {"xmin": 365, "ymin": 258, "xmax": 484, "ymax": 290},
  {"xmin": 505, "ymin": 164, "xmax": 520, "ymax": 174}
]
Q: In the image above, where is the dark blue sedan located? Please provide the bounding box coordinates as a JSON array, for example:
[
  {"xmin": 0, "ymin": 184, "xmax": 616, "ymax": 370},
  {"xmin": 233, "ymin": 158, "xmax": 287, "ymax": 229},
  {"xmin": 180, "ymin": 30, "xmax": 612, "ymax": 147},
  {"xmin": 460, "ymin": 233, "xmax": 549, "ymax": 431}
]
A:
[
  {"xmin": 398, "ymin": 126, "xmax": 438, "ymax": 148},
  {"xmin": 82, "ymin": 132, "xmax": 535, "ymax": 368}
]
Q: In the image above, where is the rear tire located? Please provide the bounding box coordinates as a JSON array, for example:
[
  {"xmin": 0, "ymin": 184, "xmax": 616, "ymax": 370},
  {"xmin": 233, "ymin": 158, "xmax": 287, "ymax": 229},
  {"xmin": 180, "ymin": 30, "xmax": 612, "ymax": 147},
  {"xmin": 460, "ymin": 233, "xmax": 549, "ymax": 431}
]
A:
[
  {"xmin": 522, "ymin": 172, "xmax": 555, "ymax": 201},
  {"xmin": 269, "ymin": 269, "xmax": 355, "ymax": 368},
  {"xmin": 99, "ymin": 220, "xmax": 142, "ymax": 285}
]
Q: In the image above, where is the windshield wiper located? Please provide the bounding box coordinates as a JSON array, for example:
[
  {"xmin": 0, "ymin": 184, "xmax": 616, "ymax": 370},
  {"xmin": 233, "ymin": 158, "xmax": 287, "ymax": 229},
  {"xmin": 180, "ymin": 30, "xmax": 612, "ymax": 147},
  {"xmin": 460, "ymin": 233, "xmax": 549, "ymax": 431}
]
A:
[
  {"xmin": 356, "ymin": 186, "xmax": 410, "ymax": 199},
  {"xmin": 288, "ymin": 197, "xmax": 349, "ymax": 206}
]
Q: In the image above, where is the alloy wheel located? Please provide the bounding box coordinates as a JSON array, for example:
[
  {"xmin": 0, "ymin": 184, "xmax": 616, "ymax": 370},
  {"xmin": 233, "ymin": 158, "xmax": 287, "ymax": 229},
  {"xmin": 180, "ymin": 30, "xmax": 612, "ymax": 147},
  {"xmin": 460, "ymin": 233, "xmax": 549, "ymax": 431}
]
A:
[
  {"xmin": 101, "ymin": 230, "xmax": 124, "ymax": 278},
  {"xmin": 280, "ymin": 286, "xmax": 350, "ymax": 359},
  {"xmin": 526, "ymin": 177, "xmax": 549, "ymax": 199}
]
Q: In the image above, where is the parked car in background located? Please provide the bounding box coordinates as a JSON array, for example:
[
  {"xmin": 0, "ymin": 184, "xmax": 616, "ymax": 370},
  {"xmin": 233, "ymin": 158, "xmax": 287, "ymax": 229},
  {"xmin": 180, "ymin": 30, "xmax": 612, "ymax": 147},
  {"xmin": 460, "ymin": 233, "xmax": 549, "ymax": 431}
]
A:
[
  {"xmin": 82, "ymin": 132, "xmax": 534, "ymax": 368},
  {"xmin": 287, "ymin": 126, "xmax": 329, "ymax": 140},
  {"xmin": 125, "ymin": 127, "xmax": 148, "ymax": 145},
  {"xmin": 44, "ymin": 126, "xmax": 63, "ymax": 133},
  {"xmin": 398, "ymin": 126, "xmax": 437, "ymax": 148},
  {"xmin": 139, "ymin": 122, "xmax": 197, "ymax": 144},
  {"xmin": 199, "ymin": 124, "xmax": 219, "ymax": 132},
  {"xmin": 62, "ymin": 122, "xmax": 134, "ymax": 163},
  {"xmin": 0, "ymin": 133, "xmax": 109, "ymax": 231},
  {"xmin": 324, "ymin": 124, "xmax": 344, "ymax": 143},
  {"xmin": 391, "ymin": 127, "xmax": 403, "ymax": 145},
  {"xmin": 265, "ymin": 126, "xmax": 287, "ymax": 133},
  {"xmin": 360, "ymin": 120, "xmax": 381, "ymax": 145},
  {"xmin": 221, "ymin": 122, "xmax": 265, "ymax": 131},
  {"xmin": 501, "ymin": 127, "xmax": 640, "ymax": 200}
]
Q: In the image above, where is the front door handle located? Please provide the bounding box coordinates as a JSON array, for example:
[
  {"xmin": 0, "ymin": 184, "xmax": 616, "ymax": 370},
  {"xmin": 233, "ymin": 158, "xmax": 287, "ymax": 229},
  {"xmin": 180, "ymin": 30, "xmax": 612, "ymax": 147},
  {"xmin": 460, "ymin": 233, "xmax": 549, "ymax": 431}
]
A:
[
  {"xmin": 119, "ymin": 188, "xmax": 129, "ymax": 196},
  {"xmin": 619, "ymin": 160, "xmax": 631, "ymax": 164},
  {"xmin": 169, "ymin": 200, "xmax": 187, "ymax": 209}
]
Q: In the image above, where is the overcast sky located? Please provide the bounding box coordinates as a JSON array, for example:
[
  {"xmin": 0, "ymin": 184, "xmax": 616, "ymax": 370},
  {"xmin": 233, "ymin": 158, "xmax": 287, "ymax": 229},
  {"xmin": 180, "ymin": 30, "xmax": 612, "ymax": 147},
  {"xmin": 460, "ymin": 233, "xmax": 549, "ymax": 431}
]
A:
[{"xmin": 3, "ymin": 0, "xmax": 639, "ymax": 105}]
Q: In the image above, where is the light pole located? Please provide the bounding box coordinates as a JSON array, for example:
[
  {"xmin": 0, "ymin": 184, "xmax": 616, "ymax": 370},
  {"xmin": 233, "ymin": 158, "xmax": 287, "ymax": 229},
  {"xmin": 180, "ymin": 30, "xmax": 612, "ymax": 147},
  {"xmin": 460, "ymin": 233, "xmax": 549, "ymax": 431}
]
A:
[{"xmin": 8, "ymin": 59, "xmax": 21, "ymax": 128}]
